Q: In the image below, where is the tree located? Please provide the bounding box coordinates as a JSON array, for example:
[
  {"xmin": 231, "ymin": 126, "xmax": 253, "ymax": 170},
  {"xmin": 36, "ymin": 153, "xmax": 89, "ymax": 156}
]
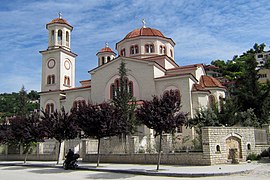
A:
[
  {"xmin": 233, "ymin": 45, "xmax": 270, "ymax": 125},
  {"xmin": 188, "ymin": 97, "xmax": 261, "ymax": 144},
  {"xmin": 74, "ymin": 102, "xmax": 124, "ymax": 167},
  {"xmin": 1, "ymin": 112, "xmax": 43, "ymax": 163},
  {"xmin": 112, "ymin": 60, "xmax": 137, "ymax": 152},
  {"xmin": 136, "ymin": 90, "xmax": 187, "ymax": 171},
  {"xmin": 16, "ymin": 86, "xmax": 29, "ymax": 117},
  {"xmin": 0, "ymin": 120, "xmax": 12, "ymax": 144},
  {"xmin": 41, "ymin": 107, "xmax": 79, "ymax": 164},
  {"xmin": 0, "ymin": 87, "xmax": 40, "ymax": 121},
  {"xmin": 211, "ymin": 43, "xmax": 270, "ymax": 125}
]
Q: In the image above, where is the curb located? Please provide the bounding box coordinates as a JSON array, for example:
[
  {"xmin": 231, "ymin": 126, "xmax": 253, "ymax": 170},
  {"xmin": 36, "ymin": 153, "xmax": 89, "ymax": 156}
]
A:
[{"xmin": 0, "ymin": 163, "xmax": 250, "ymax": 178}]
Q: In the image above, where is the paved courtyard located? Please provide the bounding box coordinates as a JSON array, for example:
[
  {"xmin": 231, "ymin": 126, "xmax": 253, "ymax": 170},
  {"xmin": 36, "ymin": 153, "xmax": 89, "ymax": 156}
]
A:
[{"xmin": 0, "ymin": 161, "xmax": 269, "ymax": 180}]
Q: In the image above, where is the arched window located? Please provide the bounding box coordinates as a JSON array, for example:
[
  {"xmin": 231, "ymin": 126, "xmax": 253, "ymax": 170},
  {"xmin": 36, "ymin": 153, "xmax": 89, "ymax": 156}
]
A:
[
  {"xmin": 216, "ymin": 145, "xmax": 221, "ymax": 152},
  {"xmin": 51, "ymin": 75, "xmax": 55, "ymax": 84},
  {"xmin": 64, "ymin": 76, "xmax": 70, "ymax": 86},
  {"xmin": 120, "ymin": 48, "xmax": 126, "ymax": 56},
  {"xmin": 66, "ymin": 31, "xmax": 69, "ymax": 46},
  {"xmin": 145, "ymin": 44, "xmax": 154, "ymax": 53},
  {"xmin": 102, "ymin": 57, "xmax": 105, "ymax": 65},
  {"xmin": 128, "ymin": 81, "xmax": 133, "ymax": 95},
  {"xmin": 45, "ymin": 103, "xmax": 54, "ymax": 114},
  {"xmin": 247, "ymin": 144, "xmax": 251, "ymax": 150},
  {"xmin": 51, "ymin": 30, "xmax": 55, "ymax": 44},
  {"xmin": 110, "ymin": 78, "xmax": 134, "ymax": 99},
  {"xmin": 67, "ymin": 77, "xmax": 70, "ymax": 86},
  {"xmin": 73, "ymin": 100, "xmax": 86, "ymax": 109},
  {"xmin": 159, "ymin": 46, "xmax": 166, "ymax": 54},
  {"xmin": 47, "ymin": 75, "xmax": 51, "ymax": 84},
  {"xmin": 110, "ymin": 84, "xmax": 116, "ymax": 99},
  {"xmin": 135, "ymin": 45, "xmax": 139, "ymax": 54},
  {"xmin": 130, "ymin": 45, "xmax": 139, "ymax": 55},
  {"xmin": 107, "ymin": 56, "xmax": 111, "ymax": 62},
  {"xmin": 57, "ymin": 30, "xmax": 62, "ymax": 45},
  {"xmin": 170, "ymin": 49, "xmax": 173, "ymax": 57}
]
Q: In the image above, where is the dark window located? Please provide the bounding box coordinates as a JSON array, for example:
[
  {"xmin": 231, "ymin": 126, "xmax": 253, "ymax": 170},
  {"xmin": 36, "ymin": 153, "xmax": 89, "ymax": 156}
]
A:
[
  {"xmin": 216, "ymin": 145, "xmax": 220, "ymax": 152},
  {"xmin": 145, "ymin": 44, "xmax": 154, "ymax": 53},
  {"xmin": 120, "ymin": 48, "xmax": 126, "ymax": 56},
  {"xmin": 57, "ymin": 30, "xmax": 62, "ymax": 45},
  {"xmin": 110, "ymin": 78, "xmax": 134, "ymax": 99},
  {"xmin": 45, "ymin": 103, "xmax": 54, "ymax": 114},
  {"xmin": 247, "ymin": 144, "xmax": 251, "ymax": 150}
]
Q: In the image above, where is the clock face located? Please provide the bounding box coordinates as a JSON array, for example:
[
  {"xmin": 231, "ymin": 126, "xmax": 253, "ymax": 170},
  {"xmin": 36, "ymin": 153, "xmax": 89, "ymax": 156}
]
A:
[
  {"xmin": 47, "ymin": 59, "xmax": 55, "ymax": 69},
  {"xmin": 64, "ymin": 60, "xmax": 71, "ymax": 70}
]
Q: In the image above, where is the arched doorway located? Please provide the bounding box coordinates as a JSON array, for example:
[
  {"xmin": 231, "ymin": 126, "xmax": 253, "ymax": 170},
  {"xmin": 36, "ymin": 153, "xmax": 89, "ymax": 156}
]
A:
[{"xmin": 226, "ymin": 136, "xmax": 242, "ymax": 159}]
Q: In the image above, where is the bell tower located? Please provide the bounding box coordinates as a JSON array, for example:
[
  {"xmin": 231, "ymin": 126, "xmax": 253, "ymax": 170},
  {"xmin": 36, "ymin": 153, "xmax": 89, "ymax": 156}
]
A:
[
  {"xmin": 40, "ymin": 13, "xmax": 77, "ymax": 92},
  {"xmin": 96, "ymin": 42, "xmax": 116, "ymax": 66}
]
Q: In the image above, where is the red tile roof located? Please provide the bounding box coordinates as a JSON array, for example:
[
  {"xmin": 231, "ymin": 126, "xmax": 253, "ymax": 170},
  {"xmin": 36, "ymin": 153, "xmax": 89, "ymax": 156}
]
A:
[
  {"xmin": 124, "ymin": 27, "xmax": 165, "ymax": 39},
  {"xmin": 100, "ymin": 47, "xmax": 114, "ymax": 53},
  {"xmin": 199, "ymin": 75, "xmax": 225, "ymax": 88},
  {"xmin": 47, "ymin": 18, "xmax": 72, "ymax": 28},
  {"xmin": 192, "ymin": 84, "xmax": 210, "ymax": 92}
]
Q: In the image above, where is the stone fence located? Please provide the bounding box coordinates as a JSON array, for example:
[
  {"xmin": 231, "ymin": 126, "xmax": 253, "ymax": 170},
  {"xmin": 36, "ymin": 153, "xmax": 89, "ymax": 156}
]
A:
[{"xmin": 83, "ymin": 152, "xmax": 210, "ymax": 165}]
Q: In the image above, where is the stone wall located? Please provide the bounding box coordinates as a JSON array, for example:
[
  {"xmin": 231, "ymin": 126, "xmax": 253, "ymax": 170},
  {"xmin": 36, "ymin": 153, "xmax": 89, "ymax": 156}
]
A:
[
  {"xmin": 83, "ymin": 153, "xmax": 210, "ymax": 165},
  {"xmin": 201, "ymin": 127, "xmax": 269, "ymax": 165}
]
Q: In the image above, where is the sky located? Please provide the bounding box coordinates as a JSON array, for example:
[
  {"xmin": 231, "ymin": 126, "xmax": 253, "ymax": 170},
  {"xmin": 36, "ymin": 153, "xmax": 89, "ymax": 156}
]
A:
[{"xmin": 1, "ymin": 0, "xmax": 270, "ymax": 93}]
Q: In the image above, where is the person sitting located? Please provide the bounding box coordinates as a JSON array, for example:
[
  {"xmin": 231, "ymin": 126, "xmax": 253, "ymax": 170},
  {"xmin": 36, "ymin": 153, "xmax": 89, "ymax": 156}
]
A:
[{"xmin": 65, "ymin": 149, "xmax": 74, "ymax": 165}]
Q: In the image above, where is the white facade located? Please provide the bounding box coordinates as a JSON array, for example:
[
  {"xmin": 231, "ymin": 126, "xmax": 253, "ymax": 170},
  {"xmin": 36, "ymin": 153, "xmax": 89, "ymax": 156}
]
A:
[{"xmin": 39, "ymin": 17, "xmax": 226, "ymax": 145}]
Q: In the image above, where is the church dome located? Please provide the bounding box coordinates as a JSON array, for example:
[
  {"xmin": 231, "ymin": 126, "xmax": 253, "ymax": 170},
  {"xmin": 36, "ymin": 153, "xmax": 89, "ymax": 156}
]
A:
[
  {"xmin": 124, "ymin": 27, "xmax": 165, "ymax": 40},
  {"xmin": 99, "ymin": 47, "xmax": 114, "ymax": 53},
  {"xmin": 46, "ymin": 16, "xmax": 72, "ymax": 29}
]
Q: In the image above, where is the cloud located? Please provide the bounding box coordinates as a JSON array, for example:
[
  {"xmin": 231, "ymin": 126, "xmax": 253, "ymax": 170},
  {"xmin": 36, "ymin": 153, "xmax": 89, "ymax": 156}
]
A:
[{"xmin": 1, "ymin": 0, "xmax": 270, "ymax": 93}]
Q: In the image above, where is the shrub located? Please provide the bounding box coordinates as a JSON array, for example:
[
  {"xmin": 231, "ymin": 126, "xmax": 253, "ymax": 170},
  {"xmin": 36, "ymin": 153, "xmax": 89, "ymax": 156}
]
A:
[{"xmin": 246, "ymin": 153, "xmax": 261, "ymax": 161}]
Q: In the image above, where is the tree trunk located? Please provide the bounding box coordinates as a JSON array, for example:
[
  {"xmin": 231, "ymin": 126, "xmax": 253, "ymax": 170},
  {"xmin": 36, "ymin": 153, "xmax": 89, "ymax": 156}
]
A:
[
  {"xmin": 97, "ymin": 138, "xmax": 101, "ymax": 167},
  {"xmin": 124, "ymin": 134, "xmax": 127, "ymax": 154},
  {"xmin": 24, "ymin": 147, "xmax": 29, "ymax": 164},
  {"xmin": 157, "ymin": 133, "xmax": 162, "ymax": 171},
  {"xmin": 57, "ymin": 141, "xmax": 62, "ymax": 164}
]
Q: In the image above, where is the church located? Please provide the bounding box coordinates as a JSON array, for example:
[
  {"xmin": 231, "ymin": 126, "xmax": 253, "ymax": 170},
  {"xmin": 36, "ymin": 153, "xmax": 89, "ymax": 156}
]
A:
[{"xmin": 39, "ymin": 15, "xmax": 226, "ymax": 147}]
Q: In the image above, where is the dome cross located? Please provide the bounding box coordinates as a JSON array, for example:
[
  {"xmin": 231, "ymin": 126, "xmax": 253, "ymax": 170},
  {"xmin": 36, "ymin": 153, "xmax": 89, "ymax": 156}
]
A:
[
  {"xmin": 58, "ymin": 12, "xmax": 62, "ymax": 19},
  {"xmin": 142, "ymin": 19, "xmax": 146, "ymax": 28}
]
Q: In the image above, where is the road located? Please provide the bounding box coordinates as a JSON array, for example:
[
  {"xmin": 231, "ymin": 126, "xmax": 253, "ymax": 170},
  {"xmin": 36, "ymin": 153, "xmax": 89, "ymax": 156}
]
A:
[{"xmin": 0, "ymin": 163, "xmax": 269, "ymax": 180}]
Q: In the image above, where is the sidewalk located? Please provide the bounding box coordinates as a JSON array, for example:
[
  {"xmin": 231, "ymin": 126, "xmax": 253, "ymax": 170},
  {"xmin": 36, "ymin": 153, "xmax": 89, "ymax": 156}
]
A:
[{"xmin": 0, "ymin": 160, "xmax": 261, "ymax": 177}]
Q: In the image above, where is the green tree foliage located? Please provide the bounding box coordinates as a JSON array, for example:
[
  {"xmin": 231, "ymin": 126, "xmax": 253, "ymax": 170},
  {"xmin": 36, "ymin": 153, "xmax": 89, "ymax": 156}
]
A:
[
  {"xmin": 112, "ymin": 60, "xmax": 137, "ymax": 134},
  {"xmin": 41, "ymin": 107, "xmax": 79, "ymax": 164},
  {"xmin": 136, "ymin": 90, "xmax": 187, "ymax": 171},
  {"xmin": 0, "ymin": 87, "xmax": 39, "ymax": 121},
  {"xmin": 211, "ymin": 43, "xmax": 270, "ymax": 125},
  {"xmin": 74, "ymin": 102, "xmax": 124, "ymax": 167},
  {"xmin": 233, "ymin": 45, "xmax": 270, "ymax": 125},
  {"xmin": 0, "ymin": 120, "xmax": 11, "ymax": 144},
  {"xmin": 0, "ymin": 112, "xmax": 43, "ymax": 163}
]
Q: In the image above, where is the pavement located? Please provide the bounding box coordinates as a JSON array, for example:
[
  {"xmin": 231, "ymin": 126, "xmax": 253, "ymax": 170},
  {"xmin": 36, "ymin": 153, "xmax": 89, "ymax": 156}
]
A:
[{"xmin": 0, "ymin": 160, "xmax": 264, "ymax": 178}]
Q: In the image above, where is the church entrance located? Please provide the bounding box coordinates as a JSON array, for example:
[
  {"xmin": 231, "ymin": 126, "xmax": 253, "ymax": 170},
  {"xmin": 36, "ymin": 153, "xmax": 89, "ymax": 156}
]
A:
[{"xmin": 226, "ymin": 136, "xmax": 242, "ymax": 159}]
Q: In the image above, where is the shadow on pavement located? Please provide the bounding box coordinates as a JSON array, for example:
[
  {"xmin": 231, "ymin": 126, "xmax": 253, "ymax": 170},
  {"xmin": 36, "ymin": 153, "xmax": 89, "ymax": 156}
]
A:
[
  {"xmin": 0, "ymin": 166, "xmax": 28, "ymax": 170},
  {"xmin": 258, "ymin": 157, "xmax": 270, "ymax": 163},
  {"xmin": 29, "ymin": 168, "xmax": 74, "ymax": 174},
  {"xmin": 87, "ymin": 172, "xmax": 135, "ymax": 179}
]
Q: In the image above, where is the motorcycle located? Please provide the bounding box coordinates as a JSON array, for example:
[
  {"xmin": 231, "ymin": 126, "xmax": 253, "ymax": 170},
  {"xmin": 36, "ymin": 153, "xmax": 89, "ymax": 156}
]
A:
[{"xmin": 63, "ymin": 153, "xmax": 80, "ymax": 170}]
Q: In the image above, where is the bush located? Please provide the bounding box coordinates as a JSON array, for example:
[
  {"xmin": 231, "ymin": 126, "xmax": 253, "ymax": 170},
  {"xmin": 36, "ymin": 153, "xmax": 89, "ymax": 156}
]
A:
[
  {"xmin": 260, "ymin": 149, "xmax": 269, "ymax": 157},
  {"xmin": 246, "ymin": 153, "xmax": 261, "ymax": 161}
]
